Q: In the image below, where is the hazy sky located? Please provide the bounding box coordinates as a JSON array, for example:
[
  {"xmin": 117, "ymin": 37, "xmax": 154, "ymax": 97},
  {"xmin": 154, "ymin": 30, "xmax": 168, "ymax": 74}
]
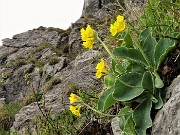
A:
[{"xmin": 0, "ymin": 0, "xmax": 84, "ymax": 45}]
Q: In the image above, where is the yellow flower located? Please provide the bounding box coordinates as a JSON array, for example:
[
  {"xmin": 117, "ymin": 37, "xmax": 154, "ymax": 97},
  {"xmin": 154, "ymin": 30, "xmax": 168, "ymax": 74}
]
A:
[
  {"xmin": 96, "ymin": 70, "xmax": 104, "ymax": 79},
  {"xmin": 80, "ymin": 24, "xmax": 95, "ymax": 49},
  {"xmin": 117, "ymin": 22, "xmax": 125, "ymax": 33},
  {"xmin": 110, "ymin": 23, "xmax": 118, "ymax": 36},
  {"xmin": 70, "ymin": 105, "xmax": 81, "ymax": 116},
  {"xmin": 96, "ymin": 59, "xmax": 106, "ymax": 78},
  {"xmin": 116, "ymin": 15, "xmax": 124, "ymax": 23},
  {"xmin": 110, "ymin": 15, "xmax": 126, "ymax": 36},
  {"xmin": 69, "ymin": 93, "xmax": 78, "ymax": 104},
  {"xmin": 83, "ymin": 39, "xmax": 94, "ymax": 49},
  {"xmin": 96, "ymin": 59, "xmax": 106, "ymax": 72}
]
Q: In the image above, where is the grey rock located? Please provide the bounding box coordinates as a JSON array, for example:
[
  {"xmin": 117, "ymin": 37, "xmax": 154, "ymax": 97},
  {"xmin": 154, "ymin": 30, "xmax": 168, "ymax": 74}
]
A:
[
  {"xmin": 0, "ymin": 98, "xmax": 5, "ymax": 108},
  {"xmin": 75, "ymin": 50, "xmax": 99, "ymax": 69},
  {"xmin": 0, "ymin": 46, "xmax": 18, "ymax": 65},
  {"xmin": 2, "ymin": 27, "xmax": 62, "ymax": 48},
  {"xmin": 83, "ymin": 0, "xmax": 101, "ymax": 14},
  {"xmin": 7, "ymin": 47, "xmax": 33, "ymax": 61},
  {"xmin": 111, "ymin": 117, "xmax": 122, "ymax": 135},
  {"xmin": 11, "ymin": 50, "xmax": 100, "ymax": 134},
  {"xmin": 83, "ymin": 0, "xmax": 116, "ymax": 15},
  {"xmin": 40, "ymin": 56, "xmax": 67, "ymax": 85},
  {"xmin": 151, "ymin": 75, "xmax": 180, "ymax": 135},
  {"xmin": 39, "ymin": 48, "xmax": 54, "ymax": 60},
  {"xmin": 68, "ymin": 28, "xmax": 82, "ymax": 57},
  {"xmin": 4, "ymin": 64, "xmax": 34, "ymax": 103},
  {"xmin": 59, "ymin": 50, "xmax": 101, "ymax": 90}
]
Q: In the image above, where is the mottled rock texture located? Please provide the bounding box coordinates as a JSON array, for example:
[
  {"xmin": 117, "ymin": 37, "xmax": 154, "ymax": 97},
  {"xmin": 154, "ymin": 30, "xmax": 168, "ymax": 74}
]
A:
[
  {"xmin": 11, "ymin": 50, "xmax": 100, "ymax": 134},
  {"xmin": 151, "ymin": 75, "xmax": 180, "ymax": 135}
]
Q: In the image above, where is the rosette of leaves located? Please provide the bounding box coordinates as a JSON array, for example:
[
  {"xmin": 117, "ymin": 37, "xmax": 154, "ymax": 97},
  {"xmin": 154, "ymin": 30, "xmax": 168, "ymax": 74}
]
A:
[{"xmin": 98, "ymin": 28, "xmax": 180, "ymax": 135}]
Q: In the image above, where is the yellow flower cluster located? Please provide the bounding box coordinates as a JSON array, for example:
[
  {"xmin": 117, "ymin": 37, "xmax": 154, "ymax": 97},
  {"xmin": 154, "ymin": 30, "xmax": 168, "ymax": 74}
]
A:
[
  {"xmin": 69, "ymin": 93, "xmax": 81, "ymax": 116},
  {"xmin": 110, "ymin": 15, "xmax": 126, "ymax": 36},
  {"xmin": 69, "ymin": 105, "xmax": 81, "ymax": 117},
  {"xmin": 80, "ymin": 25, "xmax": 95, "ymax": 49},
  {"xmin": 69, "ymin": 93, "xmax": 78, "ymax": 104},
  {"xmin": 96, "ymin": 59, "xmax": 107, "ymax": 78}
]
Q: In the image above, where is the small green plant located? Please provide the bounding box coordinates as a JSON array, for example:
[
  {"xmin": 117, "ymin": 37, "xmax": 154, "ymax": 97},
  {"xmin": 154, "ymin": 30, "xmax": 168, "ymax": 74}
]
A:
[
  {"xmin": 48, "ymin": 55, "xmax": 59, "ymax": 65},
  {"xmin": 34, "ymin": 108, "xmax": 79, "ymax": 135},
  {"xmin": 42, "ymin": 76, "xmax": 61, "ymax": 92},
  {"xmin": 0, "ymin": 48, "xmax": 19, "ymax": 65},
  {"xmin": 64, "ymin": 83, "xmax": 79, "ymax": 95},
  {"xmin": 34, "ymin": 42, "xmax": 63, "ymax": 57},
  {"xmin": 77, "ymin": 8, "xmax": 180, "ymax": 134},
  {"xmin": 98, "ymin": 29, "xmax": 179, "ymax": 135},
  {"xmin": 0, "ymin": 102, "xmax": 24, "ymax": 133},
  {"xmin": 38, "ymin": 66, "xmax": 44, "ymax": 77},
  {"xmin": 0, "ymin": 72, "xmax": 13, "ymax": 87}
]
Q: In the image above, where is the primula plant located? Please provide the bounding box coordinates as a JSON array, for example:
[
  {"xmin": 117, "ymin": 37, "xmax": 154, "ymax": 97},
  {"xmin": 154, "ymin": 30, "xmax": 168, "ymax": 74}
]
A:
[{"xmin": 70, "ymin": 14, "xmax": 180, "ymax": 135}]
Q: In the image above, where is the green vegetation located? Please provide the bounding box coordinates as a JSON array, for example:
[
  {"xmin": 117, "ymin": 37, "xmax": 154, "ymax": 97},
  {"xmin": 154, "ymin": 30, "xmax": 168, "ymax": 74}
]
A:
[
  {"xmin": 96, "ymin": 0, "xmax": 179, "ymax": 134},
  {"xmin": 34, "ymin": 108, "xmax": 79, "ymax": 135},
  {"xmin": 42, "ymin": 76, "xmax": 61, "ymax": 92},
  {"xmin": 34, "ymin": 42, "xmax": 63, "ymax": 57},
  {"xmin": 0, "ymin": 102, "xmax": 24, "ymax": 134},
  {"xmin": 48, "ymin": 55, "xmax": 60, "ymax": 65},
  {"xmin": 33, "ymin": 90, "xmax": 110, "ymax": 135},
  {"xmin": 0, "ymin": 72, "xmax": 12, "ymax": 88},
  {"xmin": 64, "ymin": 83, "xmax": 79, "ymax": 95},
  {"xmin": 72, "ymin": 0, "xmax": 179, "ymax": 134}
]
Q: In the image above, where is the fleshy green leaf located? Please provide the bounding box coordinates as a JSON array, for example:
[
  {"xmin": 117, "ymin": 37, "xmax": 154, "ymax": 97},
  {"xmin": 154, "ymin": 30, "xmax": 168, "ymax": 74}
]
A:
[
  {"xmin": 154, "ymin": 38, "xmax": 177, "ymax": 69},
  {"xmin": 127, "ymin": 63, "xmax": 146, "ymax": 74},
  {"xmin": 119, "ymin": 106, "xmax": 133, "ymax": 117},
  {"xmin": 168, "ymin": 32, "xmax": 180, "ymax": 39},
  {"xmin": 119, "ymin": 72, "xmax": 143, "ymax": 86},
  {"xmin": 121, "ymin": 32, "xmax": 134, "ymax": 48},
  {"xmin": 154, "ymin": 89, "xmax": 163, "ymax": 109},
  {"xmin": 123, "ymin": 116, "xmax": 137, "ymax": 135},
  {"xmin": 119, "ymin": 116, "xmax": 126, "ymax": 132},
  {"xmin": 115, "ymin": 60, "xmax": 130, "ymax": 74},
  {"xmin": 115, "ymin": 63, "xmax": 126, "ymax": 74},
  {"xmin": 113, "ymin": 72, "xmax": 144, "ymax": 101},
  {"xmin": 154, "ymin": 73, "xmax": 164, "ymax": 88},
  {"xmin": 98, "ymin": 87, "xmax": 116, "ymax": 111},
  {"xmin": 133, "ymin": 98, "xmax": 152, "ymax": 135},
  {"xmin": 142, "ymin": 71, "xmax": 154, "ymax": 93},
  {"xmin": 113, "ymin": 47, "xmax": 148, "ymax": 66},
  {"xmin": 104, "ymin": 74, "xmax": 116, "ymax": 89},
  {"xmin": 119, "ymin": 106, "xmax": 133, "ymax": 131},
  {"xmin": 140, "ymin": 28, "xmax": 156, "ymax": 67}
]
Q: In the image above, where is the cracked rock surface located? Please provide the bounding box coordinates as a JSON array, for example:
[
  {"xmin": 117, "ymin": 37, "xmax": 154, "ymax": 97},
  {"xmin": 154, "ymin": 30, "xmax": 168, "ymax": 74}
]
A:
[{"xmin": 151, "ymin": 75, "xmax": 180, "ymax": 135}]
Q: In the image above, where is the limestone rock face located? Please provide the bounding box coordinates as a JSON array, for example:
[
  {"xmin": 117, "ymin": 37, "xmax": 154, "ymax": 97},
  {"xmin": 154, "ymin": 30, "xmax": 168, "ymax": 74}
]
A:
[
  {"xmin": 2, "ymin": 27, "xmax": 63, "ymax": 48},
  {"xmin": 10, "ymin": 50, "xmax": 100, "ymax": 134},
  {"xmin": 4, "ymin": 64, "xmax": 34, "ymax": 103},
  {"xmin": 151, "ymin": 75, "xmax": 180, "ymax": 135},
  {"xmin": 0, "ymin": 27, "xmax": 69, "ymax": 103}
]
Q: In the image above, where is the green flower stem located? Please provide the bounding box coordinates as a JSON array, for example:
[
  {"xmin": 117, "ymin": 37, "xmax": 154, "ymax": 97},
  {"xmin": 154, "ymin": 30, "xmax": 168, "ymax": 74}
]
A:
[
  {"xmin": 96, "ymin": 36, "xmax": 118, "ymax": 63},
  {"xmin": 82, "ymin": 102, "xmax": 117, "ymax": 117}
]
